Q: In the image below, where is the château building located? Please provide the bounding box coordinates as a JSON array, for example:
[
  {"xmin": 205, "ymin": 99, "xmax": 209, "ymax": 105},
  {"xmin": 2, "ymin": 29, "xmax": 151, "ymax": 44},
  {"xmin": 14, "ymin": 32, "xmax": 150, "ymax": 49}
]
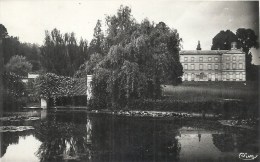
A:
[{"xmin": 180, "ymin": 41, "xmax": 246, "ymax": 81}]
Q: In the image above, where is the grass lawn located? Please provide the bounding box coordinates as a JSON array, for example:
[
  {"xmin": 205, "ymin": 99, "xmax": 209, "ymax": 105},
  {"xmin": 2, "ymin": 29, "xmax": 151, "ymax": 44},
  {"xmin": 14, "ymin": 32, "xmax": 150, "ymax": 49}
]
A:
[{"xmin": 162, "ymin": 81, "xmax": 259, "ymax": 102}]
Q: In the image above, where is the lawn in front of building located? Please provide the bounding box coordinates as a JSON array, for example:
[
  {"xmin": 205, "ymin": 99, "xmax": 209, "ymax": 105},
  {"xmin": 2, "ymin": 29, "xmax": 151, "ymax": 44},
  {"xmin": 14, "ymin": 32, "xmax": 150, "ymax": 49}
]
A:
[{"xmin": 162, "ymin": 81, "xmax": 258, "ymax": 102}]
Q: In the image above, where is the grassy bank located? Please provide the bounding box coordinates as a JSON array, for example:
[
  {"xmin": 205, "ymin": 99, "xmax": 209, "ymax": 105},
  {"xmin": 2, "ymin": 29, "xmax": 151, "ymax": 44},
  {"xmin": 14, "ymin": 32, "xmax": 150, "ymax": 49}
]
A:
[
  {"xmin": 162, "ymin": 81, "xmax": 258, "ymax": 102},
  {"xmin": 127, "ymin": 81, "xmax": 259, "ymax": 118}
]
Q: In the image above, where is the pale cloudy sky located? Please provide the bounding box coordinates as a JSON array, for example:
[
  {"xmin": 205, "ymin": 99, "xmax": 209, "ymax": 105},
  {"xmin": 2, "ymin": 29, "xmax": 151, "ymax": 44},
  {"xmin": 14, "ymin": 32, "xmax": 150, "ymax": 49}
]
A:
[{"xmin": 0, "ymin": 0, "xmax": 259, "ymax": 64}]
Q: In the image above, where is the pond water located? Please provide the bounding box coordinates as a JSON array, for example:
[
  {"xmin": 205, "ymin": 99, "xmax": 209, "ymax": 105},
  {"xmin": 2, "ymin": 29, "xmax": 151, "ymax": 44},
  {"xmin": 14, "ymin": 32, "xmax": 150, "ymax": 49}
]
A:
[{"xmin": 0, "ymin": 110, "xmax": 258, "ymax": 162}]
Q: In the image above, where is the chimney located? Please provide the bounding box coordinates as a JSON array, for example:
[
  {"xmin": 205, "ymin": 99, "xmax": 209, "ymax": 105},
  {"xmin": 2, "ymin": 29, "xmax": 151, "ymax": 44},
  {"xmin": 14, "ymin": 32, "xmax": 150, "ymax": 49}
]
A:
[
  {"xmin": 196, "ymin": 41, "xmax": 201, "ymax": 50},
  {"xmin": 231, "ymin": 42, "xmax": 237, "ymax": 50}
]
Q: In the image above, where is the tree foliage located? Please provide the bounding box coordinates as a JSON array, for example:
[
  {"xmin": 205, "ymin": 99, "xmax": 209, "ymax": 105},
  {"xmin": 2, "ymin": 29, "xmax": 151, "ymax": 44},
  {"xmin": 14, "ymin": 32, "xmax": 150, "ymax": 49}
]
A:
[
  {"xmin": 2, "ymin": 72, "xmax": 27, "ymax": 108},
  {"xmin": 81, "ymin": 6, "xmax": 183, "ymax": 108},
  {"xmin": 0, "ymin": 24, "xmax": 8, "ymax": 39},
  {"xmin": 211, "ymin": 28, "xmax": 259, "ymax": 80},
  {"xmin": 236, "ymin": 28, "xmax": 259, "ymax": 54},
  {"xmin": 1, "ymin": 24, "xmax": 42, "ymax": 71},
  {"xmin": 88, "ymin": 20, "xmax": 105, "ymax": 56},
  {"xmin": 41, "ymin": 29, "xmax": 88, "ymax": 76},
  {"xmin": 5, "ymin": 55, "xmax": 32, "ymax": 76},
  {"xmin": 211, "ymin": 30, "xmax": 238, "ymax": 50}
]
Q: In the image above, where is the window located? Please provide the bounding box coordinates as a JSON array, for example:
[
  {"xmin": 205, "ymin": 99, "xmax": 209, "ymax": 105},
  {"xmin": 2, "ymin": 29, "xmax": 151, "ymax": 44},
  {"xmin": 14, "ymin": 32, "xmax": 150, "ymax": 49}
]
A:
[
  {"xmin": 239, "ymin": 73, "xmax": 243, "ymax": 80},
  {"xmin": 215, "ymin": 64, "xmax": 219, "ymax": 70},
  {"xmin": 208, "ymin": 57, "xmax": 212, "ymax": 61},
  {"xmin": 239, "ymin": 63, "xmax": 243, "ymax": 69},
  {"xmin": 199, "ymin": 57, "xmax": 203, "ymax": 61},
  {"xmin": 226, "ymin": 63, "xmax": 230, "ymax": 70},
  {"xmin": 199, "ymin": 64, "xmax": 203, "ymax": 70},
  {"xmin": 236, "ymin": 73, "xmax": 239, "ymax": 80},
  {"xmin": 226, "ymin": 73, "xmax": 230, "ymax": 80},
  {"xmin": 208, "ymin": 64, "xmax": 212, "ymax": 70},
  {"xmin": 239, "ymin": 56, "xmax": 243, "ymax": 61},
  {"xmin": 208, "ymin": 73, "xmax": 212, "ymax": 81},
  {"xmin": 214, "ymin": 57, "xmax": 218, "ymax": 61},
  {"xmin": 199, "ymin": 72, "xmax": 204, "ymax": 79},
  {"xmin": 232, "ymin": 56, "xmax": 236, "ymax": 61},
  {"xmin": 191, "ymin": 73, "xmax": 195, "ymax": 81},
  {"xmin": 184, "ymin": 64, "xmax": 188, "ymax": 70},
  {"xmin": 232, "ymin": 63, "xmax": 236, "ymax": 69},
  {"xmin": 191, "ymin": 57, "xmax": 194, "ymax": 62},
  {"xmin": 233, "ymin": 73, "xmax": 236, "ymax": 80},
  {"xmin": 223, "ymin": 74, "xmax": 226, "ymax": 80},
  {"xmin": 184, "ymin": 57, "xmax": 188, "ymax": 62},
  {"xmin": 191, "ymin": 64, "xmax": 195, "ymax": 70},
  {"xmin": 184, "ymin": 73, "xmax": 188, "ymax": 81},
  {"xmin": 226, "ymin": 56, "xmax": 230, "ymax": 61}
]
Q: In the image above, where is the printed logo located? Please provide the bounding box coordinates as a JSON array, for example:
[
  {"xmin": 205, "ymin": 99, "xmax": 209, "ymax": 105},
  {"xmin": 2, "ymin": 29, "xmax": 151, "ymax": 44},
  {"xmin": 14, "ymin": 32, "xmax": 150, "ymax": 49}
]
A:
[{"xmin": 239, "ymin": 153, "xmax": 258, "ymax": 160}]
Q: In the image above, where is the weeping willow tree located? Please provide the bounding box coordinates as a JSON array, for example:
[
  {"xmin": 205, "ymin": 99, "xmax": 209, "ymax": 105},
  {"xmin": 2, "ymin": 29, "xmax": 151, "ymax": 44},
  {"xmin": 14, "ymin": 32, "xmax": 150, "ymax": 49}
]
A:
[{"xmin": 79, "ymin": 5, "xmax": 183, "ymax": 108}]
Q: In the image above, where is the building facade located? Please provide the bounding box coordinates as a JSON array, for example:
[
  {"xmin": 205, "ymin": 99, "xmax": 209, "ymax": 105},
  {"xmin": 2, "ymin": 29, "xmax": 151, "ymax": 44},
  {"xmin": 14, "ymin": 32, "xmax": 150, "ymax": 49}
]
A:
[{"xmin": 180, "ymin": 42, "xmax": 246, "ymax": 81}]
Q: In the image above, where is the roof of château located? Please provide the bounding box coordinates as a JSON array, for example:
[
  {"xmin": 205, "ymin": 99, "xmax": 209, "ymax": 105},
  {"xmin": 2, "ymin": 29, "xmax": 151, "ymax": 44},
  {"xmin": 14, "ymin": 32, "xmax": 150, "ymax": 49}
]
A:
[{"xmin": 180, "ymin": 49, "xmax": 244, "ymax": 55}]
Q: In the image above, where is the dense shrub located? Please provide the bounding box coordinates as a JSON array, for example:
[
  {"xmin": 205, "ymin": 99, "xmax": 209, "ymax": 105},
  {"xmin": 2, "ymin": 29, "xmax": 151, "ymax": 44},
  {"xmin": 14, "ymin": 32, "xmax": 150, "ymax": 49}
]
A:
[{"xmin": 3, "ymin": 72, "xmax": 27, "ymax": 110}]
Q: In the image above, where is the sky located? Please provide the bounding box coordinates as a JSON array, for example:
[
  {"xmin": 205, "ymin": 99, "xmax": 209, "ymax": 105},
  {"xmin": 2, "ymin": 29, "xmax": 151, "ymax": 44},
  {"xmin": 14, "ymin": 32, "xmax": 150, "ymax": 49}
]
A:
[{"xmin": 0, "ymin": 0, "xmax": 259, "ymax": 64}]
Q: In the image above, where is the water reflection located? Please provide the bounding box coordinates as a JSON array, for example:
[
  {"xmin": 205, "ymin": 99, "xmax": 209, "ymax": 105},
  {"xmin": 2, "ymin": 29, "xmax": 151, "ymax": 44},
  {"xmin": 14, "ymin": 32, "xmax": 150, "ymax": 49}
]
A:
[
  {"xmin": 34, "ymin": 114, "xmax": 93, "ymax": 161},
  {"xmin": 0, "ymin": 110, "xmax": 258, "ymax": 162},
  {"xmin": 1, "ymin": 135, "xmax": 40, "ymax": 162}
]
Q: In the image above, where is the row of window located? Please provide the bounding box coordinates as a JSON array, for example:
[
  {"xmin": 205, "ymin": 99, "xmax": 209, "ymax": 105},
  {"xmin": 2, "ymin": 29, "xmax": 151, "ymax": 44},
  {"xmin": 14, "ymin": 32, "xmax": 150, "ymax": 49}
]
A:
[
  {"xmin": 224, "ymin": 63, "xmax": 243, "ymax": 70},
  {"xmin": 183, "ymin": 56, "xmax": 243, "ymax": 62},
  {"xmin": 183, "ymin": 63, "xmax": 243, "ymax": 70},
  {"xmin": 225, "ymin": 56, "xmax": 243, "ymax": 61},
  {"xmin": 183, "ymin": 73, "xmax": 244, "ymax": 81},
  {"xmin": 184, "ymin": 57, "xmax": 219, "ymax": 62},
  {"xmin": 184, "ymin": 64, "xmax": 219, "ymax": 70}
]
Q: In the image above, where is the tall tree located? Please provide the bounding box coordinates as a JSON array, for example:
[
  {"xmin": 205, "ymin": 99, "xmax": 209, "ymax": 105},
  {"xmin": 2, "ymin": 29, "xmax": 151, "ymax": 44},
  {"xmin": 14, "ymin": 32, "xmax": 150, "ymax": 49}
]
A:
[
  {"xmin": 89, "ymin": 20, "xmax": 105, "ymax": 56},
  {"xmin": 85, "ymin": 6, "xmax": 183, "ymax": 108},
  {"xmin": 2, "ymin": 36, "xmax": 20, "ymax": 64},
  {"xmin": 0, "ymin": 24, "xmax": 8, "ymax": 38},
  {"xmin": 41, "ymin": 29, "xmax": 88, "ymax": 76},
  {"xmin": 236, "ymin": 28, "xmax": 259, "ymax": 80},
  {"xmin": 211, "ymin": 28, "xmax": 259, "ymax": 80},
  {"xmin": 236, "ymin": 28, "xmax": 258, "ymax": 54},
  {"xmin": 0, "ymin": 24, "xmax": 7, "ymax": 115},
  {"xmin": 211, "ymin": 30, "xmax": 238, "ymax": 50}
]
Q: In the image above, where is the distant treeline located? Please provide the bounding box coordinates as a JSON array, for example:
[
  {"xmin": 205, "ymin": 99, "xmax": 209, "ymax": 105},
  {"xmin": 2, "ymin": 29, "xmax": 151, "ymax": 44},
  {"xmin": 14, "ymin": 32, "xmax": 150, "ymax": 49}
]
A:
[{"xmin": 1, "ymin": 24, "xmax": 90, "ymax": 77}]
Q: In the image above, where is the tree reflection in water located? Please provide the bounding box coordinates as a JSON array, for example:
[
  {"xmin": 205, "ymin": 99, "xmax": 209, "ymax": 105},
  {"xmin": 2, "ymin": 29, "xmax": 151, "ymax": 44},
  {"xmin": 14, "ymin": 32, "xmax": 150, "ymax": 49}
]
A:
[
  {"xmin": 212, "ymin": 132, "xmax": 259, "ymax": 154},
  {"xmin": 0, "ymin": 130, "xmax": 34, "ymax": 158},
  {"xmin": 35, "ymin": 113, "xmax": 93, "ymax": 161},
  {"xmin": 34, "ymin": 112, "xmax": 182, "ymax": 162}
]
